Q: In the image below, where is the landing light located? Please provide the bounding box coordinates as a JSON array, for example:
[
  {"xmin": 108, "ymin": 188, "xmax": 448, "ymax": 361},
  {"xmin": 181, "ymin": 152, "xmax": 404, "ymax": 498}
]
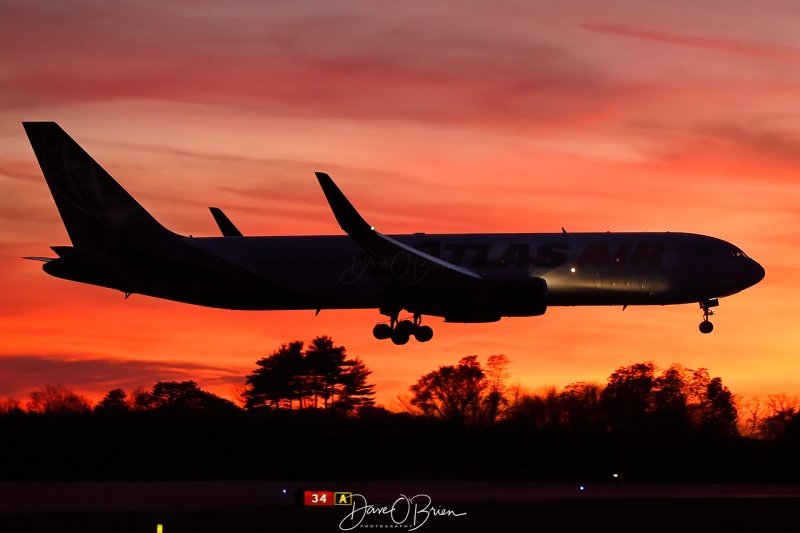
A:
[{"xmin": 570, "ymin": 267, "xmax": 576, "ymax": 273}]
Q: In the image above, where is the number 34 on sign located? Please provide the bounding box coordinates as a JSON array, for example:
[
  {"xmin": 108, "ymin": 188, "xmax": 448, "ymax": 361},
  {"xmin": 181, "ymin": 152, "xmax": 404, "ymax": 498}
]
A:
[{"xmin": 303, "ymin": 491, "xmax": 353, "ymax": 506}]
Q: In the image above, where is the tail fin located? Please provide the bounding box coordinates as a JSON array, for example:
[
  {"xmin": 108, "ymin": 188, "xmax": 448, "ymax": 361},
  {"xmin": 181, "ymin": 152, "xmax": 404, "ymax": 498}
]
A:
[{"xmin": 22, "ymin": 122, "xmax": 180, "ymax": 256}]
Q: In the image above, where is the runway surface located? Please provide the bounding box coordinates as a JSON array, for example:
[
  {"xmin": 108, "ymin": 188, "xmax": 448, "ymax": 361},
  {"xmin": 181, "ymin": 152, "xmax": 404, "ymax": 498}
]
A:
[{"xmin": 1, "ymin": 482, "xmax": 799, "ymax": 532}]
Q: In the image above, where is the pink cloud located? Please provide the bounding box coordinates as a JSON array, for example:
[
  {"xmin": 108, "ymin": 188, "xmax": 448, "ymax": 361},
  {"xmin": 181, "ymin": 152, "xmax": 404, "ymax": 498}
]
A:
[
  {"xmin": 0, "ymin": 3, "xmax": 655, "ymax": 129},
  {"xmin": 583, "ymin": 23, "xmax": 800, "ymax": 61}
]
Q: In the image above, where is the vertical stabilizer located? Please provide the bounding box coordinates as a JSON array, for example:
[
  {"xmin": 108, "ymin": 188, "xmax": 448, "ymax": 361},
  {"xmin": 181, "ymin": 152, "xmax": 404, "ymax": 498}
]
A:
[{"xmin": 22, "ymin": 122, "xmax": 180, "ymax": 256}]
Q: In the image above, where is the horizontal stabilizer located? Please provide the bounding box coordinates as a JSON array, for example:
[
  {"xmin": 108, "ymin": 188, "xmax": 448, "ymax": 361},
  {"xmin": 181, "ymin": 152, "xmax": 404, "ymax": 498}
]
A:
[
  {"xmin": 209, "ymin": 207, "xmax": 243, "ymax": 237},
  {"xmin": 22, "ymin": 256, "xmax": 55, "ymax": 262}
]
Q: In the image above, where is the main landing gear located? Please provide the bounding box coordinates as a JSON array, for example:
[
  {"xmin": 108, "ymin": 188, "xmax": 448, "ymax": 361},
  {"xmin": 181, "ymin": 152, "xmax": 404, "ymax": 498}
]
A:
[
  {"xmin": 373, "ymin": 313, "xmax": 433, "ymax": 345},
  {"xmin": 699, "ymin": 298, "xmax": 719, "ymax": 334}
]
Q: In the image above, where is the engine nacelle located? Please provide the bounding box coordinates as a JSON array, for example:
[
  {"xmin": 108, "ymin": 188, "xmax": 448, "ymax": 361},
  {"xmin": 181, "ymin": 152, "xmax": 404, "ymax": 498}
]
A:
[{"xmin": 443, "ymin": 277, "xmax": 547, "ymax": 322}]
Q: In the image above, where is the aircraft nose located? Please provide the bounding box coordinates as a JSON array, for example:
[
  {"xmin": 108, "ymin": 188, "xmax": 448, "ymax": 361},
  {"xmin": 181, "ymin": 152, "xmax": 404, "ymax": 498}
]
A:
[{"xmin": 747, "ymin": 258, "xmax": 766, "ymax": 287}]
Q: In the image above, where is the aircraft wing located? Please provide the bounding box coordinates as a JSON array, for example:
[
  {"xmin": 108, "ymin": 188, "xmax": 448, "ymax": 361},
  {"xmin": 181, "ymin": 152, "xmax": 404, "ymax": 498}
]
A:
[{"xmin": 315, "ymin": 172, "xmax": 483, "ymax": 286}]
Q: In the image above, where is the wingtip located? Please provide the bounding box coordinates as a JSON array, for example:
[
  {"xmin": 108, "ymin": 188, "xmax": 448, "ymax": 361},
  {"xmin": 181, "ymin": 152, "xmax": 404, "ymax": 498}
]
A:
[
  {"xmin": 314, "ymin": 171, "xmax": 372, "ymax": 235},
  {"xmin": 315, "ymin": 172, "xmax": 337, "ymax": 195}
]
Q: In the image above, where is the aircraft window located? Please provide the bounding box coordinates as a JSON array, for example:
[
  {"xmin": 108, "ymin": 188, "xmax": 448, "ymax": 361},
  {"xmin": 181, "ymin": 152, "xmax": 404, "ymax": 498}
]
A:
[{"xmin": 731, "ymin": 250, "xmax": 748, "ymax": 258}]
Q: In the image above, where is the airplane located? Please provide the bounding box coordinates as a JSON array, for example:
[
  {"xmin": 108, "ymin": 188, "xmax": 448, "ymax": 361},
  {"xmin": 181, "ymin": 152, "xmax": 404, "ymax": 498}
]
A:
[{"xmin": 22, "ymin": 122, "xmax": 765, "ymax": 345}]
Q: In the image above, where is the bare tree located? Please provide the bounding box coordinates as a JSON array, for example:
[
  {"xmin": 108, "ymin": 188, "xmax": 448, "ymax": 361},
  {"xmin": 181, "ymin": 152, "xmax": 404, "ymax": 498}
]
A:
[
  {"xmin": 230, "ymin": 382, "xmax": 248, "ymax": 408},
  {"xmin": 760, "ymin": 393, "xmax": 800, "ymax": 439},
  {"xmin": 26, "ymin": 384, "xmax": 92, "ymax": 414},
  {"xmin": 560, "ymin": 381, "xmax": 604, "ymax": 432},
  {"xmin": 483, "ymin": 354, "xmax": 511, "ymax": 422},
  {"xmin": 505, "ymin": 383, "xmax": 530, "ymax": 415},
  {"xmin": 0, "ymin": 397, "xmax": 22, "ymax": 414},
  {"xmin": 504, "ymin": 386, "xmax": 563, "ymax": 428},
  {"xmin": 737, "ymin": 396, "xmax": 765, "ymax": 438},
  {"xmin": 394, "ymin": 392, "xmax": 424, "ymax": 416}
]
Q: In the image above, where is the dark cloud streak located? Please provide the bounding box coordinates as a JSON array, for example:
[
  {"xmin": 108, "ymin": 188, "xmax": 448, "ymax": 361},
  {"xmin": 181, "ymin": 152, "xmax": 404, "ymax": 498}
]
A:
[
  {"xmin": 0, "ymin": 354, "xmax": 247, "ymax": 400},
  {"xmin": 631, "ymin": 120, "xmax": 800, "ymax": 180}
]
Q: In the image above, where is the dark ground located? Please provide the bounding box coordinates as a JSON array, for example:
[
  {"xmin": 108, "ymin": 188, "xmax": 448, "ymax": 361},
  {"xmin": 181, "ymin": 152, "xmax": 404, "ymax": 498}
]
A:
[{"xmin": 1, "ymin": 482, "xmax": 799, "ymax": 532}]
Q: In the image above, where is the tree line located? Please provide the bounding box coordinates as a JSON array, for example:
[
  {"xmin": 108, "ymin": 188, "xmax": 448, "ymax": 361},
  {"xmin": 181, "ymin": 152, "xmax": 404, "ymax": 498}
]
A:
[
  {"xmin": 1, "ymin": 336, "xmax": 798, "ymax": 440},
  {"xmin": 0, "ymin": 336, "xmax": 376, "ymax": 416},
  {"xmin": 3, "ymin": 335, "xmax": 800, "ymax": 482},
  {"xmin": 397, "ymin": 355, "xmax": 797, "ymax": 440}
]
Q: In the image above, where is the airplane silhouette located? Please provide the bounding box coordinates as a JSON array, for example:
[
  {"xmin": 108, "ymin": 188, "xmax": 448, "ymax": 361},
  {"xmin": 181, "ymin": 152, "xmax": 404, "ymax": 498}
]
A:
[{"xmin": 23, "ymin": 122, "xmax": 765, "ymax": 344}]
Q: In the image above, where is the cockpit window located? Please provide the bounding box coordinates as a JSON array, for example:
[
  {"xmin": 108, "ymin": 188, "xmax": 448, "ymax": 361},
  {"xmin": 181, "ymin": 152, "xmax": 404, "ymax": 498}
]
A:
[{"xmin": 731, "ymin": 249, "xmax": 748, "ymax": 258}]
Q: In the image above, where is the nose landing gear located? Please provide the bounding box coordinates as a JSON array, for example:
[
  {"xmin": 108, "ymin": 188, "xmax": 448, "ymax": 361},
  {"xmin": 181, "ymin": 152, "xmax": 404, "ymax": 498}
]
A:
[
  {"xmin": 373, "ymin": 312, "xmax": 433, "ymax": 344},
  {"xmin": 699, "ymin": 298, "xmax": 719, "ymax": 334}
]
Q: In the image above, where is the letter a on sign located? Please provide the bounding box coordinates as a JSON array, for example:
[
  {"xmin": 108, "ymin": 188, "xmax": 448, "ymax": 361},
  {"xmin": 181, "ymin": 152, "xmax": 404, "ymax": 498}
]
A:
[{"xmin": 335, "ymin": 492, "xmax": 353, "ymax": 506}]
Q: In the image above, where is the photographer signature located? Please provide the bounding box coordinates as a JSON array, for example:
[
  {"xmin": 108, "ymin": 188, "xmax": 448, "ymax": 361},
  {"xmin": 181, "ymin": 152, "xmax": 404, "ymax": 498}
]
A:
[
  {"xmin": 339, "ymin": 493, "xmax": 466, "ymax": 531},
  {"xmin": 338, "ymin": 249, "xmax": 445, "ymax": 286}
]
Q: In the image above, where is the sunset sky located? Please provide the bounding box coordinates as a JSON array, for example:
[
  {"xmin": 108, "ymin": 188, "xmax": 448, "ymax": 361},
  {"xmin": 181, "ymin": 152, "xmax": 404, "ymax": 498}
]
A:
[{"xmin": 1, "ymin": 0, "xmax": 800, "ymax": 408}]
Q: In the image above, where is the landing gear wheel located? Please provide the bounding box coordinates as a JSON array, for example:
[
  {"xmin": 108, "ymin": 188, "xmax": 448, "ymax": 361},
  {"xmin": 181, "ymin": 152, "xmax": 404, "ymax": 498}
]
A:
[
  {"xmin": 373, "ymin": 323, "xmax": 392, "ymax": 340},
  {"xmin": 395, "ymin": 320, "xmax": 415, "ymax": 336},
  {"xmin": 375, "ymin": 311, "xmax": 435, "ymax": 343},
  {"xmin": 414, "ymin": 325, "xmax": 434, "ymax": 342},
  {"xmin": 699, "ymin": 321, "xmax": 714, "ymax": 334},
  {"xmin": 391, "ymin": 329, "xmax": 411, "ymax": 345},
  {"xmin": 698, "ymin": 299, "xmax": 718, "ymax": 334}
]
